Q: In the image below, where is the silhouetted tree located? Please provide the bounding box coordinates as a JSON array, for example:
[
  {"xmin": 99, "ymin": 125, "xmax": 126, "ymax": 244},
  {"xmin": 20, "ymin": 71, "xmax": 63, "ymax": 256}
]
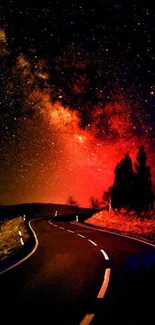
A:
[
  {"xmin": 67, "ymin": 196, "xmax": 78, "ymax": 207},
  {"xmin": 135, "ymin": 145, "xmax": 154, "ymax": 212},
  {"xmin": 111, "ymin": 153, "xmax": 135, "ymax": 210},
  {"xmin": 89, "ymin": 196, "xmax": 100, "ymax": 210}
]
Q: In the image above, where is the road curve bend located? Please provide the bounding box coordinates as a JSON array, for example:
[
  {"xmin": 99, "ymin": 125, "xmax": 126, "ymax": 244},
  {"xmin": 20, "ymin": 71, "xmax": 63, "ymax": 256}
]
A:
[{"xmin": 0, "ymin": 218, "xmax": 155, "ymax": 325}]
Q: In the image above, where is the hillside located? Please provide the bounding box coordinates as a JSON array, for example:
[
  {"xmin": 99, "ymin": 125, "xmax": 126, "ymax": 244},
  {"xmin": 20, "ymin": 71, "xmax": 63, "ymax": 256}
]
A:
[{"xmin": 86, "ymin": 209, "xmax": 155, "ymax": 244}]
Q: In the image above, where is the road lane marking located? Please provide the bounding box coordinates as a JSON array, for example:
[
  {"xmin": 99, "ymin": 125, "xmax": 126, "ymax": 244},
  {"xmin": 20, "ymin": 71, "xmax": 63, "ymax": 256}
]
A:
[
  {"xmin": 78, "ymin": 235, "xmax": 111, "ymax": 325},
  {"xmin": 67, "ymin": 229, "xmax": 74, "ymax": 233},
  {"xmin": 100, "ymin": 249, "xmax": 109, "ymax": 260},
  {"xmin": 77, "ymin": 233, "xmax": 85, "ymax": 238},
  {"xmin": 79, "ymin": 313, "xmax": 95, "ymax": 325},
  {"xmin": 79, "ymin": 268, "xmax": 111, "ymax": 324},
  {"xmin": 49, "ymin": 221, "xmax": 53, "ymax": 225},
  {"xmin": 73, "ymin": 222, "xmax": 155, "ymax": 248},
  {"xmin": 59, "ymin": 227, "xmax": 65, "ymax": 230},
  {"xmin": 97, "ymin": 268, "xmax": 111, "ymax": 298},
  {"xmin": 53, "ymin": 224, "xmax": 58, "ymax": 227},
  {"xmin": 88, "ymin": 239, "xmax": 97, "ymax": 246}
]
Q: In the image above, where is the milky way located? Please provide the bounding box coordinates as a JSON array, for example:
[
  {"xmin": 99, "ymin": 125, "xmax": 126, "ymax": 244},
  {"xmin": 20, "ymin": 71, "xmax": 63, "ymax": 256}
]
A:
[{"xmin": 0, "ymin": 2, "xmax": 155, "ymax": 207}]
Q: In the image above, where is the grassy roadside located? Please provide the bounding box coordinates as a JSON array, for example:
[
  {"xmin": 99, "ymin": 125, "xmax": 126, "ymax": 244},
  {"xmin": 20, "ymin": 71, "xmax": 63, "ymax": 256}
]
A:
[
  {"xmin": 85, "ymin": 210, "xmax": 155, "ymax": 244},
  {"xmin": 0, "ymin": 217, "xmax": 30, "ymax": 263}
]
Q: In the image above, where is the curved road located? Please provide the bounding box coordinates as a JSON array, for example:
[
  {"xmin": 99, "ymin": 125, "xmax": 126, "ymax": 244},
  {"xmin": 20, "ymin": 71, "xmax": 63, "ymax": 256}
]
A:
[{"xmin": 0, "ymin": 218, "xmax": 155, "ymax": 325}]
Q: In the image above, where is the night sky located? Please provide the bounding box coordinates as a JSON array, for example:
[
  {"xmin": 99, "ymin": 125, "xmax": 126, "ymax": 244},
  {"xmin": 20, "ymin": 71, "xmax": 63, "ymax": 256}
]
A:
[{"xmin": 0, "ymin": 1, "xmax": 155, "ymax": 207}]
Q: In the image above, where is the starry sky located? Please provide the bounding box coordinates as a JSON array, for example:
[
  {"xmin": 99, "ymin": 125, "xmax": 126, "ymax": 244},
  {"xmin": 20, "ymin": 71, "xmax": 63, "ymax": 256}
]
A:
[{"xmin": 0, "ymin": 1, "xmax": 155, "ymax": 207}]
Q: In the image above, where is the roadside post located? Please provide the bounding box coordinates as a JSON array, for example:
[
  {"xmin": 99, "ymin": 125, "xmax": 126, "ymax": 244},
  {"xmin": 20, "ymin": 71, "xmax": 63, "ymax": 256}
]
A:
[{"xmin": 18, "ymin": 231, "xmax": 24, "ymax": 246}]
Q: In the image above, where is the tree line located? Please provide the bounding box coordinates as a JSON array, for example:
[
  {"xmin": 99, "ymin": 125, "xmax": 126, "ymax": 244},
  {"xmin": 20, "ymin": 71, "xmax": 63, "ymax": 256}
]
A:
[
  {"xmin": 111, "ymin": 145, "xmax": 154, "ymax": 212},
  {"xmin": 67, "ymin": 145, "xmax": 154, "ymax": 213}
]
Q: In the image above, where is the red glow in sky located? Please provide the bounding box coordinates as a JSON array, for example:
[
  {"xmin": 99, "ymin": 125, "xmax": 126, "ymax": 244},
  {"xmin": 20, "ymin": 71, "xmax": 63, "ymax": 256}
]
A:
[
  {"xmin": 1, "ymin": 48, "xmax": 155, "ymax": 207},
  {"xmin": 34, "ymin": 93, "xmax": 154, "ymax": 207}
]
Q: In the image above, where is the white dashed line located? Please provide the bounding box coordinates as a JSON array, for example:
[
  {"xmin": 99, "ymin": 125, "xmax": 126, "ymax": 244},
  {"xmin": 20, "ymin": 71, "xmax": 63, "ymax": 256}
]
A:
[
  {"xmin": 48, "ymin": 220, "xmax": 111, "ymax": 324},
  {"xmin": 79, "ymin": 313, "xmax": 95, "ymax": 325},
  {"xmin": 77, "ymin": 233, "xmax": 85, "ymax": 238},
  {"xmin": 97, "ymin": 268, "xmax": 111, "ymax": 298},
  {"xmin": 49, "ymin": 220, "xmax": 111, "ymax": 325},
  {"xmin": 79, "ymin": 267, "xmax": 111, "ymax": 324},
  {"xmin": 100, "ymin": 249, "xmax": 109, "ymax": 260},
  {"xmin": 75, "ymin": 221, "xmax": 155, "ymax": 249},
  {"xmin": 88, "ymin": 239, "xmax": 97, "ymax": 246}
]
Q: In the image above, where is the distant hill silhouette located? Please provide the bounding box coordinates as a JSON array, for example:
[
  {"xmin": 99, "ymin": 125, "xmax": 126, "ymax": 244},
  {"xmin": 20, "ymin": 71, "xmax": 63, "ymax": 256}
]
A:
[{"xmin": 0, "ymin": 203, "xmax": 94, "ymax": 222}]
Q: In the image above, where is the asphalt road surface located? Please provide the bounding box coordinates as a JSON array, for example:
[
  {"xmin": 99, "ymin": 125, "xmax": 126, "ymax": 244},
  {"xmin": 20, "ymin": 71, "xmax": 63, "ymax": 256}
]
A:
[{"xmin": 0, "ymin": 218, "xmax": 155, "ymax": 325}]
